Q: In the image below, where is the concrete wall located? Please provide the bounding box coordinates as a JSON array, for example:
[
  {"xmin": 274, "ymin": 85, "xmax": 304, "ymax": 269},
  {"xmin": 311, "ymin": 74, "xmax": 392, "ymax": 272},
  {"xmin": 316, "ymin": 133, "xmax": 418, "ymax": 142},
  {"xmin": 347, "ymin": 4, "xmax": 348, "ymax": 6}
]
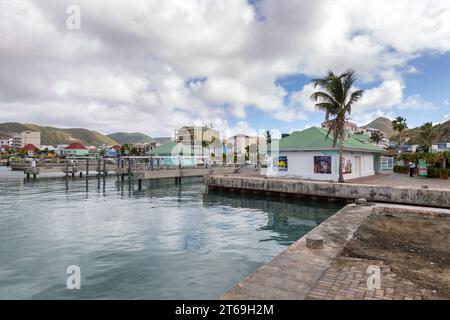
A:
[
  {"xmin": 270, "ymin": 151, "xmax": 376, "ymax": 181},
  {"xmin": 204, "ymin": 175, "xmax": 450, "ymax": 209}
]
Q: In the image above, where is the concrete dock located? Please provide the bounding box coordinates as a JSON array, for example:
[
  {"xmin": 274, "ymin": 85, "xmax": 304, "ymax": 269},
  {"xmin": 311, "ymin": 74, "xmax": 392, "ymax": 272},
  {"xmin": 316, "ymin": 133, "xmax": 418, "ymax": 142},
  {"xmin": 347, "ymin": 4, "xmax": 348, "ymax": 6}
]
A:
[{"xmin": 204, "ymin": 174, "xmax": 450, "ymax": 208}]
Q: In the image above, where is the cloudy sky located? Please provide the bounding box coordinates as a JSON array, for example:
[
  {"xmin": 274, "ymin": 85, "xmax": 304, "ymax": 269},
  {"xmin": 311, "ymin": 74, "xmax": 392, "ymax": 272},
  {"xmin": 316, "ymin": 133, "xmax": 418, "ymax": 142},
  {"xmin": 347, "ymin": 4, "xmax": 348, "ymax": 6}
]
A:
[{"xmin": 1, "ymin": 0, "xmax": 450, "ymax": 137}]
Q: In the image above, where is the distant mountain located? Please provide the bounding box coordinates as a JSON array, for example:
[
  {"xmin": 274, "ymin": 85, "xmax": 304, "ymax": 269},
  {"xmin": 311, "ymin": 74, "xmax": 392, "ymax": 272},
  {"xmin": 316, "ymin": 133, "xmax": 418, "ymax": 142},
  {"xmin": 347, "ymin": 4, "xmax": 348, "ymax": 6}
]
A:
[
  {"xmin": 107, "ymin": 132, "xmax": 156, "ymax": 145},
  {"xmin": 153, "ymin": 137, "xmax": 173, "ymax": 145},
  {"xmin": 0, "ymin": 122, "xmax": 117, "ymax": 146},
  {"xmin": 362, "ymin": 117, "xmax": 395, "ymax": 137}
]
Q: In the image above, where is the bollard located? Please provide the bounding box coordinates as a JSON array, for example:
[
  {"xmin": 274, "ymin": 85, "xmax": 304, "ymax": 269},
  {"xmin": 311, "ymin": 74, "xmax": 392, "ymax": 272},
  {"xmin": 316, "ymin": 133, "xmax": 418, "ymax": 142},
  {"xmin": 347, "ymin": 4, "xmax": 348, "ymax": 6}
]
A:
[{"xmin": 306, "ymin": 234, "xmax": 324, "ymax": 249}]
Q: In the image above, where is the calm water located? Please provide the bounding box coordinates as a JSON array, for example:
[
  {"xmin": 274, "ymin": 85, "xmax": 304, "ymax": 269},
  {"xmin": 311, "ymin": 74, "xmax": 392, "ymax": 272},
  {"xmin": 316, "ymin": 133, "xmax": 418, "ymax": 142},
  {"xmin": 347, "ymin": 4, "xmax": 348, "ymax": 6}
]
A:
[{"xmin": 0, "ymin": 167, "xmax": 342, "ymax": 299}]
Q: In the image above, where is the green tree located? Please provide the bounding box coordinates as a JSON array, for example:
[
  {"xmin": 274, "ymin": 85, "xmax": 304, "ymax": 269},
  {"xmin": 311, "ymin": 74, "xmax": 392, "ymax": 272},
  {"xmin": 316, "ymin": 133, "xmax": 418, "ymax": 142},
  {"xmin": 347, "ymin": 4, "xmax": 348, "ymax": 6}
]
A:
[
  {"xmin": 392, "ymin": 116, "xmax": 408, "ymax": 148},
  {"xmin": 418, "ymin": 122, "xmax": 435, "ymax": 152},
  {"xmin": 130, "ymin": 147, "xmax": 139, "ymax": 156},
  {"xmin": 370, "ymin": 131, "xmax": 385, "ymax": 146},
  {"xmin": 310, "ymin": 69, "xmax": 364, "ymax": 182}
]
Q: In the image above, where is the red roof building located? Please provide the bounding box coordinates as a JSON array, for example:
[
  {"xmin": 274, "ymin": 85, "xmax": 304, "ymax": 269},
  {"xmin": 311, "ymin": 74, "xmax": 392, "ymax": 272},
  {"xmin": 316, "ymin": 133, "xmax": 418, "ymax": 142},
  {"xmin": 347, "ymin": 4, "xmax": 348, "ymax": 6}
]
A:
[
  {"xmin": 65, "ymin": 142, "xmax": 87, "ymax": 150},
  {"xmin": 111, "ymin": 145, "xmax": 121, "ymax": 151},
  {"xmin": 23, "ymin": 144, "xmax": 38, "ymax": 152}
]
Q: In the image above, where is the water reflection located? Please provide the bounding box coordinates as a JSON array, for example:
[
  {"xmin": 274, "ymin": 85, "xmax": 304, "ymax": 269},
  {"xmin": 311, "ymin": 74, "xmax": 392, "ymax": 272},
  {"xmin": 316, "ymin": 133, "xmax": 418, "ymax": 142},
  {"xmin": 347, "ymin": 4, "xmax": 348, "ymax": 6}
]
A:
[
  {"xmin": 203, "ymin": 190, "xmax": 342, "ymax": 245},
  {"xmin": 0, "ymin": 167, "xmax": 342, "ymax": 299}
]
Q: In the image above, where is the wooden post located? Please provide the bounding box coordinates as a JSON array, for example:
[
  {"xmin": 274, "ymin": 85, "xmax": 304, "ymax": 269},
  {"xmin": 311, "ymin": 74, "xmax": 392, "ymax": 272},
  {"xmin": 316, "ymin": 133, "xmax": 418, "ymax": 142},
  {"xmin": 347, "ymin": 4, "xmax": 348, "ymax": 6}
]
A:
[
  {"xmin": 33, "ymin": 173, "xmax": 36, "ymax": 180},
  {"xmin": 97, "ymin": 158, "xmax": 101, "ymax": 176},
  {"xmin": 66, "ymin": 157, "xmax": 69, "ymax": 178},
  {"xmin": 138, "ymin": 179, "xmax": 142, "ymax": 190},
  {"xmin": 27, "ymin": 173, "xmax": 30, "ymax": 179},
  {"xmin": 128, "ymin": 157, "xmax": 132, "ymax": 180},
  {"xmin": 150, "ymin": 156, "xmax": 154, "ymax": 171},
  {"xmin": 80, "ymin": 172, "xmax": 83, "ymax": 178},
  {"xmin": 103, "ymin": 158, "xmax": 107, "ymax": 176},
  {"xmin": 86, "ymin": 158, "xmax": 89, "ymax": 176}
]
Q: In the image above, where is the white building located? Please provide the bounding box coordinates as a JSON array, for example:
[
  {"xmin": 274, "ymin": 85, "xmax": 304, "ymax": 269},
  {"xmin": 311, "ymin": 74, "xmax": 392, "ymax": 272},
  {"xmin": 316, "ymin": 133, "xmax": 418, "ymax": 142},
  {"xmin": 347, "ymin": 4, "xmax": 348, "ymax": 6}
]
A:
[
  {"xmin": 0, "ymin": 138, "xmax": 13, "ymax": 148},
  {"xmin": 12, "ymin": 131, "xmax": 41, "ymax": 148},
  {"xmin": 175, "ymin": 126, "xmax": 221, "ymax": 157},
  {"xmin": 268, "ymin": 127, "xmax": 386, "ymax": 181},
  {"xmin": 432, "ymin": 142, "xmax": 450, "ymax": 152}
]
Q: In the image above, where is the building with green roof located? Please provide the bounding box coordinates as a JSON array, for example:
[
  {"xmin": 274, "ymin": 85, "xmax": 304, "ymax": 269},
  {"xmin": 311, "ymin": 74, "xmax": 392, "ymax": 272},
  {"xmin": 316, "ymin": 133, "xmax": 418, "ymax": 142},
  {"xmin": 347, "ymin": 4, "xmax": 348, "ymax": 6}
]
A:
[{"xmin": 268, "ymin": 127, "xmax": 386, "ymax": 181}]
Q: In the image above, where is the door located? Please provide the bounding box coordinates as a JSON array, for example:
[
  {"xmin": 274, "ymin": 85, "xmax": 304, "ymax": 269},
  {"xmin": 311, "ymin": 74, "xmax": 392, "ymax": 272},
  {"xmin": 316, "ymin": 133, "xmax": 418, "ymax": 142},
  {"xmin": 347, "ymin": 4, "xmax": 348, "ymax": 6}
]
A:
[{"xmin": 354, "ymin": 156, "xmax": 361, "ymax": 177}]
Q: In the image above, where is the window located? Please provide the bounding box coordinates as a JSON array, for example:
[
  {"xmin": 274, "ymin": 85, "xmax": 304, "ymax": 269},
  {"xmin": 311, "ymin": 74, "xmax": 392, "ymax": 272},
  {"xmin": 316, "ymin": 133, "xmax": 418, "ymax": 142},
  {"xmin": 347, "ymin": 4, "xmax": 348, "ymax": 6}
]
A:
[
  {"xmin": 314, "ymin": 156, "xmax": 332, "ymax": 174},
  {"xmin": 381, "ymin": 156, "xmax": 393, "ymax": 170}
]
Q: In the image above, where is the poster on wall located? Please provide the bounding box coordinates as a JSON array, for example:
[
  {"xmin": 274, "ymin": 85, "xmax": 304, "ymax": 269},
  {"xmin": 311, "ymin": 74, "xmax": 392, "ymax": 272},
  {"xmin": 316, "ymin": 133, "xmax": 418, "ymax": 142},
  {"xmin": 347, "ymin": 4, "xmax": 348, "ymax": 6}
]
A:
[
  {"xmin": 341, "ymin": 157, "xmax": 352, "ymax": 174},
  {"xmin": 314, "ymin": 156, "xmax": 332, "ymax": 174},
  {"xmin": 418, "ymin": 159, "xmax": 427, "ymax": 177},
  {"xmin": 277, "ymin": 156, "xmax": 288, "ymax": 171}
]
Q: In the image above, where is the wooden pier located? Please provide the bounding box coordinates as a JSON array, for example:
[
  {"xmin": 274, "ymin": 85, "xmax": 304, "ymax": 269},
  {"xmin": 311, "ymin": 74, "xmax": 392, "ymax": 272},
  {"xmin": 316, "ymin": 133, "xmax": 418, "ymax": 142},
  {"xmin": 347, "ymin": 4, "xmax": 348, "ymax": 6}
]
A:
[{"xmin": 18, "ymin": 156, "xmax": 260, "ymax": 188}]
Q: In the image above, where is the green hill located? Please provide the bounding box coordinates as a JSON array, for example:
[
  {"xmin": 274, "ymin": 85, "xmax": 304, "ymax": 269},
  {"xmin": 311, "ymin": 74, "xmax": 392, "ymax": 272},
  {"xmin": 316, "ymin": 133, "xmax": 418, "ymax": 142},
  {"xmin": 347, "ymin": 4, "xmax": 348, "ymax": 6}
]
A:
[
  {"xmin": 389, "ymin": 120, "xmax": 450, "ymax": 144},
  {"xmin": 362, "ymin": 117, "xmax": 395, "ymax": 137},
  {"xmin": 0, "ymin": 122, "xmax": 117, "ymax": 146},
  {"xmin": 107, "ymin": 132, "xmax": 156, "ymax": 145}
]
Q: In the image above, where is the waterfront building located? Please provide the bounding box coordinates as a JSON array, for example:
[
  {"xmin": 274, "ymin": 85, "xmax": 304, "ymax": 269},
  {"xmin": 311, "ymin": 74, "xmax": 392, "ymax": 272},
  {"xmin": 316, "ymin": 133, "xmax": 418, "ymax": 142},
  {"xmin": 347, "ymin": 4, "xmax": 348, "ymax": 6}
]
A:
[
  {"xmin": 0, "ymin": 138, "xmax": 13, "ymax": 148},
  {"xmin": 268, "ymin": 126, "xmax": 386, "ymax": 181},
  {"xmin": 105, "ymin": 145, "xmax": 121, "ymax": 157},
  {"xmin": 432, "ymin": 142, "xmax": 450, "ymax": 152},
  {"xmin": 133, "ymin": 142, "xmax": 157, "ymax": 156},
  {"xmin": 224, "ymin": 134, "xmax": 267, "ymax": 164},
  {"xmin": 22, "ymin": 144, "xmax": 39, "ymax": 156},
  {"xmin": 175, "ymin": 126, "xmax": 220, "ymax": 157},
  {"xmin": 61, "ymin": 142, "xmax": 89, "ymax": 156},
  {"xmin": 322, "ymin": 120, "xmax": 359, "ymax": 134},
  {"xmin": 12, "ymin": 131, "xmax": 41, "ymax": 148}
]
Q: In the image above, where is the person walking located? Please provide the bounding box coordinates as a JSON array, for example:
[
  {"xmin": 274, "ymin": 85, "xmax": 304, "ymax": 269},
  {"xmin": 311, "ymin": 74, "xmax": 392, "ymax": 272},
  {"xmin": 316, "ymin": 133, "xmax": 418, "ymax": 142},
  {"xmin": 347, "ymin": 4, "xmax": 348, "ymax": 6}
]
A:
[{"xmin": 408, "ymin": 161, "xmax": 416, "ymax": 177}]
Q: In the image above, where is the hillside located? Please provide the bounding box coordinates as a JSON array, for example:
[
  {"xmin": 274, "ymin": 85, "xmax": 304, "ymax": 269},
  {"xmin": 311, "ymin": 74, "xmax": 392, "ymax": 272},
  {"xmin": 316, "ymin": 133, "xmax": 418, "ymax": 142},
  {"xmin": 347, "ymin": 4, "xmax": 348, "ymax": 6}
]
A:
[
  {"xmin": 362, "ymin": 117, "xmax": 395, "ymax": 137},
  {"xmin": 153, "ymin": 137, "xmax": 173, "ymax": 145},
  {"xmin": 389, "ymin": 120, "xmax": 450, "ymax": 144},
  {"xmin": 0, "ymin": 122, "xmax": 117, "ymax": 146},
  {"xmin": 107, "ymin": 132, "xmax": 155, "ymax": 145}
]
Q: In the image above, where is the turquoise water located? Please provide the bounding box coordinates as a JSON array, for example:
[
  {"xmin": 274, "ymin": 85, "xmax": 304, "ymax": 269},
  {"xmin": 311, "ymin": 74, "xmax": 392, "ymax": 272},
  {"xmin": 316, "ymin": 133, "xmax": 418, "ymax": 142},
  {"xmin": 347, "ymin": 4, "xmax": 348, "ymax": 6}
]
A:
[{"xmin": 0, "ymin": 167, "xmax": 342, "ymax": 299}]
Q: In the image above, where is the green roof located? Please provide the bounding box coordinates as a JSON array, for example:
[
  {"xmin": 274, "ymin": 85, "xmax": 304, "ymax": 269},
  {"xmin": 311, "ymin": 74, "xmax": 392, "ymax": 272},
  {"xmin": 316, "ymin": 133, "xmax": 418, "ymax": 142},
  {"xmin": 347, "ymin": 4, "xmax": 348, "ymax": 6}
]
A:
[
  {"xmin": 276, "ymin": 127, "xmax": 385, "ymax": 153},
  {"xmin": 148, "ymin": 142, "xmax": 179, "ymax": 155},
  {"xmin": 352, "ymin": 133, "xmax": 370, "ymax": 143}
]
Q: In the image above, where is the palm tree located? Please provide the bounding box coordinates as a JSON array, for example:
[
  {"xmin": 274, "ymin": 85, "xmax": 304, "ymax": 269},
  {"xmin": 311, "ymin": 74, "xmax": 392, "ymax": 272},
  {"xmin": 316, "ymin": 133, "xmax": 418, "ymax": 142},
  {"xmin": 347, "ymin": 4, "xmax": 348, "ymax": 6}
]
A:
[
  {"xmin": 418, "ymin": 122, "xmax": 435, "ymax": 152},
  {"xmin": 392, "ymin": 116, "xmax": 408, "ymax": 149},
  {"xmin": 310, "ymin": 69, "xmax": 364, "ymax": 182},
  {"xmin": 370, "ymin": 131, "xmax": 385, "ymax": 146}
]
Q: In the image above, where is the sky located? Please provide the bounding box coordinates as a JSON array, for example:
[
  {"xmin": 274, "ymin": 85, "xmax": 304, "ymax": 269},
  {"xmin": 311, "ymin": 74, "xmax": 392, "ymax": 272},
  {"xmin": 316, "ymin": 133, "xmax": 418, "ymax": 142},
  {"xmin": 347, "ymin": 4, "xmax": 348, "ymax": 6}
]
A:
[{"xmin": 1, "ymin": 0, "xmax": 450, "ymax": 138}]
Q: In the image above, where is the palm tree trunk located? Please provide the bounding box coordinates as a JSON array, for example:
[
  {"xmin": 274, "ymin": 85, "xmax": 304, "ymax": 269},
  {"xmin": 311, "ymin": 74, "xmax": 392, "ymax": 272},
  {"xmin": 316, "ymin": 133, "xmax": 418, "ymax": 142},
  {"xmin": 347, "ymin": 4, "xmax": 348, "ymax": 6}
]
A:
[{"xmin": 338, "ymin": 137, "xmax": 344, "ymax": 183}]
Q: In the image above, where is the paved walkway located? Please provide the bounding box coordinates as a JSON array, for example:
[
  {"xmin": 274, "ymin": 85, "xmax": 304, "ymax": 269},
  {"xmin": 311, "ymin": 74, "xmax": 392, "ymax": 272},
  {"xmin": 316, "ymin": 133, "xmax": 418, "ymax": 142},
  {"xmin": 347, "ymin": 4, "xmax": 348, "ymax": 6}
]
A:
[
  {"xmin": 348, "ymin": 172, "xmax": 450, "ymax": 190},
  {"xmin": 306, "ymin": 257, "xmax": 424, "ymax": 300}
]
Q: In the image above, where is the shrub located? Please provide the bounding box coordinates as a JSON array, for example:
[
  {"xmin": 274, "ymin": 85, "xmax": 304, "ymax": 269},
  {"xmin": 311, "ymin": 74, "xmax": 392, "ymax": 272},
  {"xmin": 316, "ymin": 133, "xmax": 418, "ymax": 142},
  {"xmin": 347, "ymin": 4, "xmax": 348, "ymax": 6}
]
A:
[
  {"xmin": 427, "ymin": 167, "xmax": 440, "ymax": 178},
  {"xmin": 393, "ymin": 165, "xmax": 408, "ymax": 174}
]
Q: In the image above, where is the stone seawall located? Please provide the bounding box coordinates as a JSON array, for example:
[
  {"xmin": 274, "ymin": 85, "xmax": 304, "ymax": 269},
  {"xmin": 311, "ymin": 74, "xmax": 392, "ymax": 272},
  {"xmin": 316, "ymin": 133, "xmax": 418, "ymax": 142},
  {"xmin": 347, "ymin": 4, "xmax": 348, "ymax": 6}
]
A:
[{"xmin": 204, "ymin": 175, "xmax": 450, "ymax": 209}]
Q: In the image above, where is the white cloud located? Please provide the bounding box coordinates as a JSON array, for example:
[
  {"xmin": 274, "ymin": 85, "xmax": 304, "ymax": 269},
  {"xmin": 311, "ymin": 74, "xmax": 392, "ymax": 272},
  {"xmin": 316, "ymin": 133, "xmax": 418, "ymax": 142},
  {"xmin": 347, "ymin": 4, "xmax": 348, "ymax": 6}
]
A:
[{"xmin": 1, "ymin": 0, "xmax": 450, "ymax": 136}]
